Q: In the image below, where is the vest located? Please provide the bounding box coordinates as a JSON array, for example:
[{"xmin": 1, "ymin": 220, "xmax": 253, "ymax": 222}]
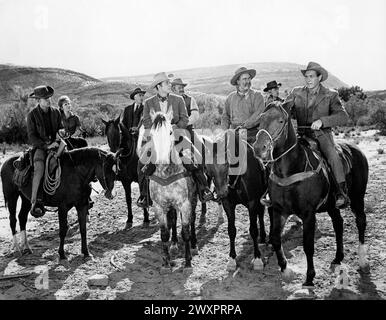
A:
[{"xmin": 182, "ymin": 94, "xmax": 192, "ymax": 116}]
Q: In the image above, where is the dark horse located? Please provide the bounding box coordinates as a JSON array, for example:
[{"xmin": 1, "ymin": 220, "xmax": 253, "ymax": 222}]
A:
[
  {"xmin": 102, "ymin": 116, "xmax": 150, "ymax": 228},
  {"xmin": 1, "ymin": 147, "xmax": 117, "ymax": 260},
  {"xmin": 252, "ymin": 102, "xmax": 369, "ymax": 288},
  {"xmin": 202, "ymin": 130, "xmax": 272, "ymax": 271}
]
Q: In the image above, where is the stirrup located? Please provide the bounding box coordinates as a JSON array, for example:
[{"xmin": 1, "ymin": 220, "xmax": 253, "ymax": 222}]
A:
[{"xmin": 260, "ymin": 191, "xmax": 272, "ymax": 207}]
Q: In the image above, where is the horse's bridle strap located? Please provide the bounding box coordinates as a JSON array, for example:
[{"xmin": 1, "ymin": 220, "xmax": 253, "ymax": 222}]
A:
[{"xmin": 149, "ymin": 171, "xmax": 191, "ymax": 186}]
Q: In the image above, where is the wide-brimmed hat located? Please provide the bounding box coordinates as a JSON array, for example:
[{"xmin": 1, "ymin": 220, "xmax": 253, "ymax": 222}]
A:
[
  {"xmin": 130, "ymin": 87, "xmax": 146, "ymax": 99},
  {"xmin": 171, "ymin": 78, "xmax": 188, "ymax": 87},
  {"xmin": 263, "ymin": 80, "xmax": 282, "ymax": 92},
  {"xmin": 150, "ymin": 72, "xmax": 174, "ymax": 89},
  {"xmin": 29, "ymin": 85, "xmax": 54, "ymax": 99},
  {"xmin": 301, "ymin": 62, "xmax": 328, "ymax": 82},
  {"xmin": 230, "ymin": 67, "xmax": 256, "ymax": 86}
]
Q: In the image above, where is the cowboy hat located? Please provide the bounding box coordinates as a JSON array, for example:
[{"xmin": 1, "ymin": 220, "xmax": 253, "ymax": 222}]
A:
[
  {"xmin": 29, "ymin": 85, "xmax": 54, "ymax": 99},
  {"xmin": 263, "ymin": 80, "xmax": 282, "ymax": 92},
  {"xmin": 301, "ymin": 62, "xmax": 328, "ymax": 82},
  {"xmin": 130, "ymin": 87, "xmax": 146, "ymax": 100},
  {"xmin": 230, "ymin": 67, "xmax": 256, "ymax": 86},
  {"xmin": 171, "ymin": 78, "xmax": 188, "ymax": 87},
  {"xmin": 150, "ymin": 72, "xmax": 174, "ymax": 89}
]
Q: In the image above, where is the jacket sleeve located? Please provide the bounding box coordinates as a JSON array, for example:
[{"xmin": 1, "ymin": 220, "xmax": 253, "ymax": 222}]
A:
[
  {"xmin": 320, "ymin": 91, "xmax": 349, "ymax": 128},
  {"xmin": 243, "ymin": 93, "xmax": 266, "ymax": 129},
  {"xmin": 27, "ymin": 111, "xmax": 47, "ymax": 150},
  {"xmin": 143, "ymin": 99, "xmax": 152, "ymax": 129},
  {"xmin": 176, "ymin": 96, "xmax": 188, "ymax": 129},
  {"xmin": 221, "ymin": 96, "xmax": 231, "ymax": 130}
]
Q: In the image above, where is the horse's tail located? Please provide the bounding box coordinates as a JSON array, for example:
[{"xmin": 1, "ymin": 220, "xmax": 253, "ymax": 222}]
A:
[
  {"xmin": 0, "ymin": 156, "xmax": 19, "ymax": 210},
  {"xmin": 345, "ymin": 143, "xmax": 369, "ymax": 197}
]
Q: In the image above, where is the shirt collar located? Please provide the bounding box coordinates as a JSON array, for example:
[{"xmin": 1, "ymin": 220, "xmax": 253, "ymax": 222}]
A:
[
  {"xmin": 237, "ymin": 88, "xmax": 251, "ymax": 99},
  {"xmin": 307, "ymin": 85, "xmax": 321, "ymax": 96}
]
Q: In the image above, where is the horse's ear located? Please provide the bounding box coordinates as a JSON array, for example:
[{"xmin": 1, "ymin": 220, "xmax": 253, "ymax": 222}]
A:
[
  {"xmin": 101, "ymin": 118, "xmax": 108, "ymax": 126},
  {"xmin": 114, "ymin": 114, "xmax": 121, "ymax": 126},
  {"xmin": 150, "ymin": 109, "xmax": 156, "ymax": 122},
  {"xmin": 281, "ymin": 101, "xmax": 292, "ymax": 115}
]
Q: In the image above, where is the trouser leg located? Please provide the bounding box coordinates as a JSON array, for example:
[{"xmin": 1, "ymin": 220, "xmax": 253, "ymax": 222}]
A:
[{"xmin": 30, "ymin": 149, "xmax": 46, "ymax": 218}]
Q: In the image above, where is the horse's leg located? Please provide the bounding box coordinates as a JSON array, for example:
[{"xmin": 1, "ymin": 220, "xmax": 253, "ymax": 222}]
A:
[
  {"xmin": 267, "ymin": 206, "xmax": 274, "ymax": 245},
  {"xmin": 142, "ymin": 207, "xmax": 150, "ymax": 226},
  {"xmin": 223, "ymin": 198, "xmax": 237, "ymax": 271},
  {"xmin": 169, "ymin": 208, "xmax": 178, "ymax": 254},
  {"xmin": 157, "ymin": 206, "xmax": 171, "ymax": 270},
  {"xmin": 271, "ymin": 209, "xmax": 292, "ymax": 280},
  {"xmin": 190, "ymin": 194, "xmax": 198, "ymax": 254},
  {"xmin": 302, "ymin": 212, "xmax": 316, "ymax": 288},
  {"xmin": 7, "ymin": 192, "xmax": 21, "ymax": 254},
  {"xmin": 180, "ymin": 201, "xmax": 192, "ymax": 269},
  {"xmin": 75, "ymin": 204, "xmax": 92, "ymax": 259},
  {"xmin": 257, "ymin": 203, "xmax": 267, "ymax": 244},
  {"xmin": 249, "ymin": 203, "xmax": 264, "ymax": 270},
  {"xmin": 121, "ymin": 178, "xmax": 133, "ymax": 229},
  {"xmin": 58, "ymin": 206, "xmax": 69, "ymax": 260},
  {"xmin": 327, "ymin": 208, "xmax": 344, "ymax": 269},
  {"xmin": 351, "ymin": 196, "xmax": 369, "ymax": 271},
  {"xmin": 19, "ymin": 194, "xmax": 32, "ymax": 255}
]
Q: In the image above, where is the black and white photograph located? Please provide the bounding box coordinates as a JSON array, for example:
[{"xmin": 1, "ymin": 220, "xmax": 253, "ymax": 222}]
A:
[{"xmin": 0, "ymin": 0, "xmax": 385, "ymax": 306}]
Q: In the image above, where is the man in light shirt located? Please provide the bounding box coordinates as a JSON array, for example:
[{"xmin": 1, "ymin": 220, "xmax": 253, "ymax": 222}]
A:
[{"xmin": 171, "ymin": 78, "xmax": 199, "ymax": 126}]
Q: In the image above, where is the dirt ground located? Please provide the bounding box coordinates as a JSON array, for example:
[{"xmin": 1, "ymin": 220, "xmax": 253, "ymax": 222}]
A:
[{"xmin": 0, "ymin": 131, "xmax": 385, "ymax": 300}]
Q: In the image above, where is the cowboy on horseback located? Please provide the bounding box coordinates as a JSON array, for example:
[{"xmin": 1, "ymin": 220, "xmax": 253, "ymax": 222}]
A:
[
  {"xmin": 136, "ymin": 72, "xmax": 214, "ymax": 208},
  {"xmin": 27, "ymin": 85, "xmax": 66, "ymax": 218},
  {"xmin": 284, "ymin": 61, "xmax": 350, "ymax": 209}
]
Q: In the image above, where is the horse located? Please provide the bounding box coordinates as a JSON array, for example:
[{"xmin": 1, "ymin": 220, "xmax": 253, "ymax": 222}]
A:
[
  {"xmin": 143, "ymin": 110, "xmax": 198, "ymax": 271},
  {"xmin": 102, "ymin": 116, "xmax": 150, "ymax": 228},
  {"xmin": 0, "ymin": 147, "xmax": 117, "ymax": 260},
  {"xmin": 201, "ymin": 129, "xmax": 272, "ymax": 271},
  {"xmin": 252, "ymin": 102, "xmax": 369, "ymax": 288}
]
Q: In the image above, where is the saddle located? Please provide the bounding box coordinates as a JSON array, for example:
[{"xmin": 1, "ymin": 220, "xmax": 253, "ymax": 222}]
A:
[{"xmin": 299, "ymin": 136, "xmax": 352, "ymax": 177}]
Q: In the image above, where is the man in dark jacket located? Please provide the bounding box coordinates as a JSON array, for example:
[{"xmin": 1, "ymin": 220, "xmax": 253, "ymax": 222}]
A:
[
  {"xmin": 284, "ymin": 62, "xmax": 350, "ymax": 209},
  {"xmin": 263, "ymin": 80, "xmax": 284, "ymax": 106},
  {"xmin": 121, "ymin": 87, "xmax": 146, "ymax": 134},
  {"xmin": 27, "ymin": 85, "xmax": 64, "ymax": 217},
  {"xmin": 137, "ymin": 72, "xmax": 214, "ymax": 208}
]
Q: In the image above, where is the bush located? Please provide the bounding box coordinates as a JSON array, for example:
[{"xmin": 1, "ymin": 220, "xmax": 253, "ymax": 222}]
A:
[
  {"xmin": 338, "ymin": 86, "xmax": 367, "ymax": 102},
  {"xmin": 377, "ymin": 148, "xmax": 384, "ymax": 155},
  {"xmin": 191, "ymin": 93, "xmax": 225, "ymax": 129}
]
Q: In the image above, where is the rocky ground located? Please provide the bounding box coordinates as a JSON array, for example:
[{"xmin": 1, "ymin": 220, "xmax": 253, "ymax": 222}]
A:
[{"xmin": 0, "ymin": 130, "xmax": 385, "ymax": 300}]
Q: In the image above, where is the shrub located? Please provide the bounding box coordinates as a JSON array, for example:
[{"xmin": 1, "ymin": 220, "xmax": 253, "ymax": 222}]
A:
[
  {"xmin": 377, "ymin": 148, "xmax": 384, "ymax": 154},
  {"xmin": 374, "ymin": 136, "xmax": 380, "ymax": 142}
]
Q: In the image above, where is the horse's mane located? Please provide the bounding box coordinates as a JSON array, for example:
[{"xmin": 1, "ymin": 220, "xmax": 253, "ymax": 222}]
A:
[{"xmin": 64, "ymin": 147, "xmax": 107, "ymax": 166}]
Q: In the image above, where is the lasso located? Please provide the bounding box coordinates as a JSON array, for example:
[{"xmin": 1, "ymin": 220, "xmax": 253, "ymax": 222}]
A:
[{"xmin": 43, "ymin": 152, "xmax": 61, "ymax": 195}]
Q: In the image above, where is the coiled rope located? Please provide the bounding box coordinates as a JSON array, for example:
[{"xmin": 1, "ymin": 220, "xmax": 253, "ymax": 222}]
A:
[{"xmin": 43, "ymin": 152, "xmax": 61, "ymax": 195}]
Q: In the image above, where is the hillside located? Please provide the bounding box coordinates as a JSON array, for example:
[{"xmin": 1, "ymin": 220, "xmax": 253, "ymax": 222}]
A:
[
  {"xmin": 102, "ymin": 62, "xmax": 348, "ymax": 96},
  {"xmin": 0, "ymin": 64, "xmax": 142, "ymax": 110}
]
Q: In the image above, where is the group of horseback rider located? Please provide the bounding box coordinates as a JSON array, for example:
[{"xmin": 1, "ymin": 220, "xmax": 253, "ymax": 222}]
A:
[{"xmin": 26, "ymin": 60, "xmax": 350, "ymax": 218}]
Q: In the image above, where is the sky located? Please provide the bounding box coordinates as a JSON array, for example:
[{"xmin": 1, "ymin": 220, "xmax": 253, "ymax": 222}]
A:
[{"xmin": 0, "ymin": 0, "xmax": 385, "ymax": 90}]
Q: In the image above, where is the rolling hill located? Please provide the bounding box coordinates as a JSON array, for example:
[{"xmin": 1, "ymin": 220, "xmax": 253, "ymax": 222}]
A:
[{"xmin": 102, "ymin": 62, "xmax": 348, "ymax": 96}]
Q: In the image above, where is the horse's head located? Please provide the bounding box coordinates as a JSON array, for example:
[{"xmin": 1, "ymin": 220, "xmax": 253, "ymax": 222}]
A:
[
  {"xmin": 95, "ymin": 149, "xmax": 118, "ymax": 200},
  {"xmin": 102, "ymin": 115, "xmax": 121, "ymax": 153},
  {"xmin": 149, "ymin": 110, "xmax": 175, "ymax": 164},
  {"xmin": 252, "ymin": 101, "xmax": 290, "ymax": 161},
  {"xmin": 203, "ymin": 131, "xmax": 241, "ymax": 201}
]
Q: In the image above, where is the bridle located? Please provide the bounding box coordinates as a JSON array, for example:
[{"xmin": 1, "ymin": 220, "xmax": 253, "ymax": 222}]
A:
[{"xmin": 256, "ymin": 104, "xmax": 297, "ymax": 164}]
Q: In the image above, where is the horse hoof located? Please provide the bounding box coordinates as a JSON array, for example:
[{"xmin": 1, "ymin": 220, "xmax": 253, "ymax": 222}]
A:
[
  {"xmin": 226, "ymin": 258, "xmax": 237, "ymax": 271},
  {"xmin": 22, "ymin": 248, "xmax": 33, "ymax": 255},
  {"xmin": 282, "ymin": 267, "xmax": 295, "ymax": 282},
  {"xmin": 290, "ymin": 288, "xmax": 316, "ymax": 300},
  {"xmin": 160, "ymin": 267, "xmax": 172, "ymax": 275},
  {"xmin": 84, "ymin": 254, "xmax": 94, "ymax": 262},
  {"xmin": 252, "ymin": 258, "xmax": 264, "ymax": 271},
  {"xmin": 170, "ymin": 244, "xmax": 179, "ymax": 255},
  {"xmin": 359, "ymin": 262, "xmax": 370, "ymax": 274},
  {"xmin": 125, "ymin": 222, "xmax": 133, "ymax": 230},
  {"xmin": 330, "ymin": 263, "xmax": 340, "ymax": 273},
  {"xmin": 142, "ymin": 221, "xmax": 150, "ymax": 228}
]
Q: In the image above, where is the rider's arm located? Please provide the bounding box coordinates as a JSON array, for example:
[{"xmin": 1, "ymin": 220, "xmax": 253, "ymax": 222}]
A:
[
  {"xmin": 319, "ymin": 91, "xmax": 349, "ymax": 128},
  {"xmin": 242, "ymin": 92, "xmax": 265, "ymax": 129},
  {"xmin": 26, "ymin": 111, "xmax": 48, "ymax": 150},
  {"xmin": 188, "ymin": 97, "xmax": 199, "ymax": 125},
  {"xmin": 175, "ymin": 96, "xmax": 188, "ymax": 129}
]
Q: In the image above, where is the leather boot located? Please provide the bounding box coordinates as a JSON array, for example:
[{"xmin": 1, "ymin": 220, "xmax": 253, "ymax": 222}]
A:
[
  {"xmin": 30, "ymin": 162, "xmax": 46, "ymax": 218},
  {"xmin": 336, "ymin": 182, "xmax": 350, "ymax": 209},
  {"xmin": 137, "ymin": 163, "xmax": 155, "ymax": 208}
]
